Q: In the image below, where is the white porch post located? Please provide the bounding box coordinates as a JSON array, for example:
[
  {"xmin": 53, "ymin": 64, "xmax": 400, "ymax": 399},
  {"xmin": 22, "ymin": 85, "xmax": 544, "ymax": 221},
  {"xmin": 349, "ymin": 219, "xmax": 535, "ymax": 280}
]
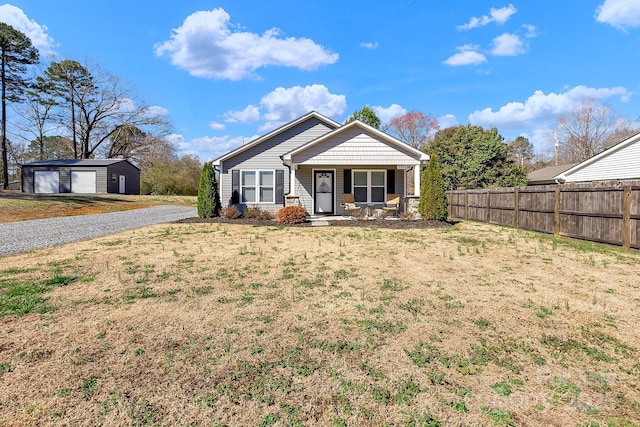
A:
[
  {"xmin": 290, "ymin": 164, "xmax": 297, "ymax": 195},
  {"xmin": 413, "ymin": 163, "xmax": 421, "ymax": 196}
]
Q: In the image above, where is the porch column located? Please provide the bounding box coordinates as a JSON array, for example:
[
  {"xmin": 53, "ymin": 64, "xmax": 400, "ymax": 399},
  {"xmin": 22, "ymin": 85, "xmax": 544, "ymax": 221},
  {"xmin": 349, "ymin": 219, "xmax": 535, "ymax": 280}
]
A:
[
  {"xmin": 413, "ymin": 163, "xmax": 421, "ymax": 196},
  {"xmin": 290, "ymin": 165, "xmax": 297, "ymax": 195}
]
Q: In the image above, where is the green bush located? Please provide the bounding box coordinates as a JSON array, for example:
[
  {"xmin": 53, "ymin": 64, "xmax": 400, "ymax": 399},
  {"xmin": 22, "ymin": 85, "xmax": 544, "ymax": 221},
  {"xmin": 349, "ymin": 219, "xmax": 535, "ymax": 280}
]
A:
[
  {"xmin": 276, "ymin": 206, "xmax": 307, "ymax": 224},
  {"xmin": 419, "ymin": 153, "xmax": 448, "ymax": 221},
  {"xmin": 197, "ymin": 162, "xmax": 221, "ymax": 218}
]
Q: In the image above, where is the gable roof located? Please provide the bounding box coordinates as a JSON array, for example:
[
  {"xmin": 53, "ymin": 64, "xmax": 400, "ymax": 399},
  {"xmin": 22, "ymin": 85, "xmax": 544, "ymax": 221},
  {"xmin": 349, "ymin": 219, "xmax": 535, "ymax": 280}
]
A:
[
  {"xmin": 282, "ymin": 119, "xmax": 429, "ymax": 164},
  {"xmin": 22, "ymin": 159, "xmax": 140, "ymax": 170},
  {"xmin": 527, "ymin": 163, "xmax": 577, "ymax": 184},
  {"xmin": 212, "ymin": 111, "xmax": 340, "ymax": 166},
  {"xmin": 555, "ymin": 131, "xmax": 640, "ymax": 182}
]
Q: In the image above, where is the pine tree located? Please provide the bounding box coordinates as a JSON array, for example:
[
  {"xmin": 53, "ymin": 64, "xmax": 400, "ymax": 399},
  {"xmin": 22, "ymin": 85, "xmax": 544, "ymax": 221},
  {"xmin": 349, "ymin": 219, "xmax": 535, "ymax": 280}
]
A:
[
  {"xmin": 419, "ymin": 154, "xmax": 448, "ymax": 221},
  {"xmin": 197, "ymin": 162, "xmax": 221, "ymax": 218}
]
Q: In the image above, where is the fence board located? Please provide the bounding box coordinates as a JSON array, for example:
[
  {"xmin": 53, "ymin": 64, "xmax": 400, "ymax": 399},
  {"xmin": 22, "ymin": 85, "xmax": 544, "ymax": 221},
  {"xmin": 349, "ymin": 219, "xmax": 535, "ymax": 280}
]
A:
[{"xmin": 447, "ymin": 181, "xmax": 640, "ymax": 249}]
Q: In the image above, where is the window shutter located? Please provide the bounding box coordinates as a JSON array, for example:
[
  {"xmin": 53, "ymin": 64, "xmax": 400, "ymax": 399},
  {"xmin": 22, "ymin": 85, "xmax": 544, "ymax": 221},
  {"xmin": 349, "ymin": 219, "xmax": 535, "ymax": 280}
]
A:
[
  {"xmin": 387, "ymin": 169, "xmax": 395, "ymax": 194},
  {"xmin": 231, "ymin": 170, "xmax": 240, "ymax": 204},
  {"xmin": 275, "ymin": 170, "xmax": 284, "ymax": 204},
  {"xmin": 344, "ymin": 169, "xmax": 351, "ymax": 194}
]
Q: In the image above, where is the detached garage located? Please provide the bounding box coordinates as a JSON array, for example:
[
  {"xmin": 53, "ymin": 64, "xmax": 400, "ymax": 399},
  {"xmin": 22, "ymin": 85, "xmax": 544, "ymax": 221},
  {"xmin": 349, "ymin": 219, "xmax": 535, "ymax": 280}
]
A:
[{"xmin": 22, "ymin": 159, "xmax": 140, "ymax": 195}]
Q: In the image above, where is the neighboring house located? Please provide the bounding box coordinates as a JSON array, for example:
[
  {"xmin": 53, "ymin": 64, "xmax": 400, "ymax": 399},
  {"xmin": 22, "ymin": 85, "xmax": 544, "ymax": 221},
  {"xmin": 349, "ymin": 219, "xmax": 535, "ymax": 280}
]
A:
[
  {"xmin": 212, "ymin": 111, "xmax": 428, "ymax": 215},
  {"xmin": 555, "ymin": 131, "xmax": 640, "ymax": 183},
  {"xmin": 21, "ymin": 159, "xmax": 140, "ymax": 194},
  {"xmin": 527, "ymin": 163, "xmax": 577, "ymax": 185}
]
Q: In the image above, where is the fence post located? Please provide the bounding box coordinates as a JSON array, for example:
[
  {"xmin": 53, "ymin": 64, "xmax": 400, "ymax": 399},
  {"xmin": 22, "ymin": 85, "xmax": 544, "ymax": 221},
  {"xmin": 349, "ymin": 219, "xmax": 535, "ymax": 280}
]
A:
[
  {"xmin": 486, "ymin": 190, "xmax": 491, "ymax": 224},
  {"xmin": 623, "ymin": 185, "xmax": 632, "ymax": 249},
  {"xmin": 465, "ymin": 191, "xmax": 469, "ymax": 220},
  {"xmin": 514, "ymin": 187, "xmax": 519, "ymax": 229},
  {"xmin": 554, "ymin": 186, "xmax": 561, "ymax": 236}
]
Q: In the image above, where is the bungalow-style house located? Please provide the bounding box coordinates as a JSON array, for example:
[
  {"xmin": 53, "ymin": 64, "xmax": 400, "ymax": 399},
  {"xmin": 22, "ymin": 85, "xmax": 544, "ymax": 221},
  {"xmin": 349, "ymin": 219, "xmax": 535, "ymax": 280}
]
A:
[
  {"xmin": 555, "ymin": 131, "xmax": 640, "ymax": 183},
  {"xmin": 212, "ymin": 111, "xmax": 428, "ymax": 215},
  {"xmin": 21, "ymin": 159, "xmax": 140, "ymax": 194}
]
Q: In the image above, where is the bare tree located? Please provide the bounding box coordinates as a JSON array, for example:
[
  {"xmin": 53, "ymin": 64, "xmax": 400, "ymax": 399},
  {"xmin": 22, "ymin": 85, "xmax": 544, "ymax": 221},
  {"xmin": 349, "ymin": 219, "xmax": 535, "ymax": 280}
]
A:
[
  {"xmin": 388, "ymin": 111, "xmax": 439, "ymax": 150},
  {"xmin": 603, "ymin": 118, "xmax": 640, "ymax": 149},
  {"xmin": 556, "ymin": 98, "xmax": 616, "ymax": 162}
]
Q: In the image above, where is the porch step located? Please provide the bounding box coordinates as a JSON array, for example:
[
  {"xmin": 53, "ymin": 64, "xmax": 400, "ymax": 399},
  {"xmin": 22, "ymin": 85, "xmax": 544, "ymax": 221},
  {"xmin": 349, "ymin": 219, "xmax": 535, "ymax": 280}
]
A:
[{"xmin": 310, "ymin": 220, "xmax": 330, "ymax": 227}]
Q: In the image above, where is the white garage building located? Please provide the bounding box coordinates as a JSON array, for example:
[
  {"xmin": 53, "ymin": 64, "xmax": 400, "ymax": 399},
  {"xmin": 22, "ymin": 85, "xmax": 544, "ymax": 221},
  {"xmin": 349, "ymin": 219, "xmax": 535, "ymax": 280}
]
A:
[{"xmin": 21, "ymin": 159, "xmax": 140, "ymax": 195}]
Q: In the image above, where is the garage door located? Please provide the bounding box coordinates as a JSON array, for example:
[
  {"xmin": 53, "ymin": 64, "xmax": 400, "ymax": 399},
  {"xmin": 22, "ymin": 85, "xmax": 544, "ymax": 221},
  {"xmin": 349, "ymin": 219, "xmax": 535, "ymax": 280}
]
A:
[
  {"xmin": 34, "ymin": 171, "xmax": 60, "ymax": 193},
  {"xmin": 71, "ymin": 171, "xmax": 96, "ymax": 193}
]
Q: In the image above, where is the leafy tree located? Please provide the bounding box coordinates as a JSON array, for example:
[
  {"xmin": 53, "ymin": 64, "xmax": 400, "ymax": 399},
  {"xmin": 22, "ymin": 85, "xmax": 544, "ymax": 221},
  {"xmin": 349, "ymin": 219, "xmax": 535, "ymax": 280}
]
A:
[
  {"xmin": 345, "ymin": 106, "xmax": 381, "ymax": 129},
  {"xmin": 27, "ymin": 135, "xmax": 74, "ymax": 160},
  {"xmin": 389, "ymin": 111, "xmax": 439, "ymax": 150},
  {"xmin": 197, "ymin": 161, "xmax": 221, "ymax": 218},
  {"xmin": 0, "ymin": 23, "xmax": 39, "ymax": 188},
  {"xmin": 508, "ymin": 136, "xmax": 534, "ymax": 168},
  {"xmin": 419, "ymin": 153, "xmax": 448, "ymax": 221},
  {"xmin": 425, "ymin": 124, "xmax": 527, "ymax": 190},
  {"xmin": 140, "ymin": 155, "xmax": 202, "ymax": 195}
]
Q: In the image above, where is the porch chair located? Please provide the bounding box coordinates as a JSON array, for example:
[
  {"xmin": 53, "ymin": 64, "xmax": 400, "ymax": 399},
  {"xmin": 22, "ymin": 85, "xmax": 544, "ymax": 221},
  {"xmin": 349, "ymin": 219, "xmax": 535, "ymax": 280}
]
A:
[
  {"xmin": 342, "ymin": 193, "xmax": 362, "ymax": 216},
  {"xmin": 382, "ymin": 193, "xmax": 400, "ymax": 217}
]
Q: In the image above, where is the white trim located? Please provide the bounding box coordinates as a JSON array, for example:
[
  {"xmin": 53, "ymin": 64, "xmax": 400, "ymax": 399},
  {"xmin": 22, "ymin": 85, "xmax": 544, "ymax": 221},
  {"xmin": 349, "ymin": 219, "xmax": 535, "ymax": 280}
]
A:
[
  {"xmin": 352, "ymin": 169, "xmax": 386, "ymax": 203},
  {"xmin": 239, "ymin": 169, "xmax": 276, "ymax": 204},
  {"xmin": 312, "ymin": 168, "xmax": 337, "ymax": 214},
  {"xmin": 414, "ymin": 166, "xmax": 421, "ymax": 196}
]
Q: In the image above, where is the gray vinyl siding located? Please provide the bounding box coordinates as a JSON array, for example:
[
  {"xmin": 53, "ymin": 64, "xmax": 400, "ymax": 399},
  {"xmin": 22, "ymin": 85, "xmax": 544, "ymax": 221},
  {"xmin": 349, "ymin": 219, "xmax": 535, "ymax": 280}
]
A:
[
  {"xmin": 563, "ymin": 138, "xmax": 640, "ymax": 182},
  {"xmin": 106, "ymin": 163, "xmax": 140, "ymax": 194},
  {"xmin": 220, "ymin": 118, "xmax": 334, "ymax": 209}
]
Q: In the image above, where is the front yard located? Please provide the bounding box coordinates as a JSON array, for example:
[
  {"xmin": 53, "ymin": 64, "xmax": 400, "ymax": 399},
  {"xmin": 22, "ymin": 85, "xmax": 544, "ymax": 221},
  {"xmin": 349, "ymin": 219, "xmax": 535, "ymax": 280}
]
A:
[{"xmin": 0, "ymin": 221, "xmax": 638, "ymax": 426}]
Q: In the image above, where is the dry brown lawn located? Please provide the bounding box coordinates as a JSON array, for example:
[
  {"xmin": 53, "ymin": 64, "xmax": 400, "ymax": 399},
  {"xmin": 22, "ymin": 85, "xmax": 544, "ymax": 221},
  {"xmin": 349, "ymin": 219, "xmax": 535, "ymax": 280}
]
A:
[
  {"xmin": 0, "ymin": 221, "xmax": 639, "ymax": 426},
  {"xmin": 0, "ymin": 193, "xmax": 197, "ymax": 223}
]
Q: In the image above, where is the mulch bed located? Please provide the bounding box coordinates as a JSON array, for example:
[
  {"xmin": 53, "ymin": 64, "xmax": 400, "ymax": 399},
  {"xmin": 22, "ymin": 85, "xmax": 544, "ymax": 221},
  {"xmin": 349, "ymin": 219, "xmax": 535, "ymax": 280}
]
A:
[{"xmin": 176, "ymin": 216, "xmax": 452, "ymax": 229}]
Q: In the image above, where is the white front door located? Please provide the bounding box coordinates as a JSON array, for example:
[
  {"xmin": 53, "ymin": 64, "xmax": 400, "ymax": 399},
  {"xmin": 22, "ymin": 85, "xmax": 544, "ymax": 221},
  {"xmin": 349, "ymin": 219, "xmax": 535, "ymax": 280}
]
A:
[
  {"xmin": 314, "ymin": 171, "xmax": 334, "ymax": 214},
  {"xmin": 119, "ymin": 175, "xmax": 126, "ymax": 194}
]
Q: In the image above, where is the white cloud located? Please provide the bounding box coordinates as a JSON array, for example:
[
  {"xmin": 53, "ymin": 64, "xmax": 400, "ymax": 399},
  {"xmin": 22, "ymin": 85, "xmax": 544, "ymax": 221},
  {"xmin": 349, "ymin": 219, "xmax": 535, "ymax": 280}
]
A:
[
  {"xmin": 523, "ymin": 24, "xmax": 538, "ymax": 38},
  {"xmin": 144, "ymin": 105, "xmax": 169, "ymax": 117},
  {"xmin": 490, "ymin": 33, "xmax": 525, "ymax": 56},
  {"xmin": 224, "ymin": 105, "xmax": 260, "ymax": 123},
  {"xmin": 360, "ymin": 41, "xmax": 379, "ymax": 49},
  {"xmin": 154, "ymin": 8, "xmax": 338, "ymax": 81},
  {"xmin": 372, "ymin": 104, "xmax": 407, "ymax": 124},
  {"xmin": 0, "ymin": 4, "xmax": 55, "ymax": 56},
  {"xmin": 209, "ymin": 121, "xmax": 225, "ymax": 131},
  {"xmin": 436, "ymin": 114, "xmax": 458, "ymax": 129},
  {"xmin": 468, "ymin": 85, "xmax": 632, "ymax": 129},
  {"xmin": 259, "ymin": 84, "xmax": 347, "ymax": 131},
  {"xmin": 457, "ymin": 4, "xmax": 517, "ymax": 30},
  {"xmin": 596, "ymin": 0, "xmax": 640, "ymax": 30},
  {"xmin": 169, "ymin": 133, "xmax": 258, "ymax": 162},
  {"xmin": 443, "ymin": 45, "xmax": 487, "ymax": 66}
]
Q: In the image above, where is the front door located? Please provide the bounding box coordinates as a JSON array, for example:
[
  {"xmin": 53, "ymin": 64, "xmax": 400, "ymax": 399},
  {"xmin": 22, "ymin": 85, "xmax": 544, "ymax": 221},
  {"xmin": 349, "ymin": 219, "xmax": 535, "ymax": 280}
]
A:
[
  {"xmin": 119, "ymin": 175, "xmax": 126, "ymax": 194},
  {"xmin": 314, "ymin": 170, "xmax": 334, "ymax": 214}
]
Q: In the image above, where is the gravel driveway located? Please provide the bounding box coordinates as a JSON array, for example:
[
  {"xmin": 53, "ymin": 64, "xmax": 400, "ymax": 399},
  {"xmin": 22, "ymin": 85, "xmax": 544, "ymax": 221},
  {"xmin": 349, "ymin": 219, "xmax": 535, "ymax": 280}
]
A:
[{"xmin": 0, "ymin": 205, "xmax": 196, "ymax": 257}]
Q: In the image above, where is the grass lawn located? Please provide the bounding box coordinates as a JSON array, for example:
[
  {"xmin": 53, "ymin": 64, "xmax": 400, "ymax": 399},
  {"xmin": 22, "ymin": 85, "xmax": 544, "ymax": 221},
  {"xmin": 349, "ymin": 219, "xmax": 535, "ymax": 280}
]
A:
[
  {"xmin": 0, "ymin": 221, "xmax": 639, "ymax": 426},
  {"xmin": 0, "ymin": 192, "xmax": 197, "ymax": 223}
]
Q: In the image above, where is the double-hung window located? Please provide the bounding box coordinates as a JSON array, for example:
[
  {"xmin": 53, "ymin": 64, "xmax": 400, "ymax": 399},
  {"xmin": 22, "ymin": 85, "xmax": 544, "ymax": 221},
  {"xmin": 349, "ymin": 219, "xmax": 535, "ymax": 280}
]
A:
[
  {"xmin": 241, "ymin": 170, "xmax": 274, "ymax": 203},
  {"xmin": 352, "ymin": 170, "xmax": 385, "ymax": 203}
]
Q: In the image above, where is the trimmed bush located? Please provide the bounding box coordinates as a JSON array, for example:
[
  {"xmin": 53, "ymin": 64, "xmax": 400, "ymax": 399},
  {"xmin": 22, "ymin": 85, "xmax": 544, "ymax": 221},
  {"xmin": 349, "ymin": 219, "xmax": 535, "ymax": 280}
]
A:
[
  {"xmin": 276, "ymin": 206, "xmax": 307, "ymax": 224},
  {"xmin": 221, "ymin": 205, "xmax": 241, "ymax": 219},
  {"xmin": 419, "ymin": 153, "xmax": 448, "ymax": 221},
  {"xmin": 244, "ymin": 205, "xmax": 274, "ymax": 220},
  {"xmin": 197, "ymin": 162, "xmax": 221, "ymax": 218}
]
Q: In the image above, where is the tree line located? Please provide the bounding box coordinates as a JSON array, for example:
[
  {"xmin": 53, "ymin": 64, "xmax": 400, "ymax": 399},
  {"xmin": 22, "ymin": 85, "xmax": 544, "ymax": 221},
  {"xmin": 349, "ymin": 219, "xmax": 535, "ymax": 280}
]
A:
[{"xmin": 0, "ymin": 23, "xmax": 200, "ymax": 194}]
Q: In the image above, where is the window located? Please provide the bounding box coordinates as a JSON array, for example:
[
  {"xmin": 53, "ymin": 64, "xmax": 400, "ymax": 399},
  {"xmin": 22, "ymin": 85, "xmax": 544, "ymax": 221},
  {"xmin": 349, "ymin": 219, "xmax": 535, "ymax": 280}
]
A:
[
  {"xmin": 352, "ymin": 170, "xmax": 385, "ymax": 203},
  {"xmin": 241, "ymin": 170, "xmax": 274, "ymax": 203}
]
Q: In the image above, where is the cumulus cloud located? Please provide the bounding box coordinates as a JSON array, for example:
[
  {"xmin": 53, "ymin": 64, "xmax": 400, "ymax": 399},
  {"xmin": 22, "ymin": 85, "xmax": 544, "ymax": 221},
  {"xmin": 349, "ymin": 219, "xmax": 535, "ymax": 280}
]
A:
[
  {"xmin": 468, "ymin": 85, "xmax": 632, "ymax": 129},
  {"xmin": 457, "ymin": 4, "xmax": 517, "ymax": 30},
  {"xmin": 490, "ymin": 33, "xmax": 525, "ymax": 56},
  {"xmin": 596, "ymin": 0, "xmax": 640, "ymax": 30},
  {"xmin": 169, "ymin": 133, "xmax": 258, "ymax": 161},
  {"xmin": 436, "ymin": 114, "xmax": 458, "ymax": 129},
  {"xmin": 224, "ymin": 105, "xmax": 260, "ymax": 123},
  {"xmin": 209, "ymin": 121, "xmax": 225, "ymax": 131},
  {"xmin": 259, "ymin": 84, "xmax": 347, "ymax": 130},
  {"xmin": 143, "ymin": 105, "xmax": 169, "ymax": 117},
  {"xmin": 360, "ymin": 41, "xmax": 379, "ymax": 49},
  {"xmin": 523, "ymin": 24, "xmax": 538, "ymax": 38},
  {"xmin": 443, "ymin": 44, "xmax": 487, "ymax": 66},
  {"xmin": 372, "ymin": 104, "xmax": 407, "ymax": 124},
  {"xmin": 0, "ymin": 4, "xmax": 55, "ymax": 56},
  {"xmin": 154, "ymin": 8, "xmax": 339, "ymax": 80}
]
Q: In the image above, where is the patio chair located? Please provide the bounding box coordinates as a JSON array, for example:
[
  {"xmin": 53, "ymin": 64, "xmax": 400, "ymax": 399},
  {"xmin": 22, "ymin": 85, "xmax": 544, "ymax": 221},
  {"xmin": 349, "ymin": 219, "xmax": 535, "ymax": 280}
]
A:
[
  {"xmin": 342, "ymin": 193, "xmax": 362, "ymax": 216},
  {"xmin": 382, "ymin": 193, "xmax": 400, "ymax": 217}
]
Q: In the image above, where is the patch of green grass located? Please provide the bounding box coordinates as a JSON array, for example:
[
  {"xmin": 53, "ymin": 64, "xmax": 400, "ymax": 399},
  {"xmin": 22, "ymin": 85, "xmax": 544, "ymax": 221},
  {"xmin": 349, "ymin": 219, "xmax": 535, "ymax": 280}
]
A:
[
  {"xmin": 0, "ymin": 362, "xmax": 11, "ymax": 378},
  {"xmin": 547, "ymin": 376, "xmax": 580, "ymax": 397},
  {"xmin": 481, "ymin": 406, "xmax": 515, "ymax": 426},
  {"xmin": 403, "ymin": 411, "xmax": 441, "ymax": 427},
  {"xmin": 122, "ymin": 286, "xmax": 158, "ymax": 303},
  {"xmin": 474, "ymin": 317, "xmax": 491, "ymax": 330},
  {"xmin": 394, "ymin": 379, "xmax": 421, "ymax": 404},
  {"xmin": 128, "ymin": 399, "xmax": 159, "ymax": 426},
  {"xmin": 0, "ymin": 273, "xmax": 78, "ymax": 317},
  {"xmin": 491, "ymin": 381, "xmax": 512, "ymax": 396},
  {"xmin": 535, "ymin": 306, "xmax": 553, "ymax": 319},
  {"xmin": 380, "ymin": 278, "xmax": 406, "ymax": 292},
  {"xmin": 82, "ymin": 377, "xmax": 98, "ymax": 399},
  {"xmin": 370, "ymin": 386, "xmax": 391, "ymax": 404}
]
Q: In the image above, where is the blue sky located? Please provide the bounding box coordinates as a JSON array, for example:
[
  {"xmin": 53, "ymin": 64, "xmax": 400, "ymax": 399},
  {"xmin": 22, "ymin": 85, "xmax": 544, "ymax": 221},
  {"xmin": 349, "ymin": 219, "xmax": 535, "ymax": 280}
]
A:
[{"xmin": 2, "ymin": 1, "xmax": 640, "ymax": 161}]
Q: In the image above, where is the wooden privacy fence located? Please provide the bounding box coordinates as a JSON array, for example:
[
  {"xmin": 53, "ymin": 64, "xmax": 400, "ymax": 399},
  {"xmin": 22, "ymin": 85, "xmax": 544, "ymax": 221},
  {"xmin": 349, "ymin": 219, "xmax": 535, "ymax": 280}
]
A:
[{"xmin": 447, "ymin": 182, "xmax": 640, "ymax": 249}]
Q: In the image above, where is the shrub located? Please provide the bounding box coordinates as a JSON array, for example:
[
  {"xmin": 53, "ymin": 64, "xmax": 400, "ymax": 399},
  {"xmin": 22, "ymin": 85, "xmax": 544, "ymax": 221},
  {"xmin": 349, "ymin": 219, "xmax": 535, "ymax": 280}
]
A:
[
  {"xmin": 276, "ymin": 206, "xmax": 307, "ymax": 224},
  {"xmin": 197, "ymin": 162, "xmax": 221, "ymax": 218},
  {"xmin": 419, "ymin": 153, "xmax": 448, "ymax": 221},
  {"xmin": 221, "ymin": 205, "xmax": 241, "ymax": 219},
  {"xmin": 244, "ymin": 205, "xmax": 274, "ymax": 220}
]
